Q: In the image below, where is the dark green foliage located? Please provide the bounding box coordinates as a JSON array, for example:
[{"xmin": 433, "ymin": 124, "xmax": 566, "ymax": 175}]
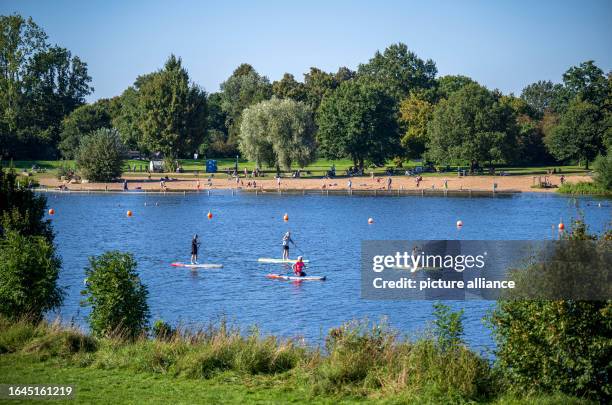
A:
[
  {"xmin": 0, "ymin": 230, "xmax": 62, "ymax": 321},
  {"xmin": 593, "ymin": 153, "xmax": 611, "ymax": 190},
  {"xmin": 316, "ymin": 78, "xmax": 399, "ymax": 168},
  {"xmin": 432, "ymin": 302, "xmax": 465, "ymax": 350},
  {"xmin": 521, "ymin": 80, "xmax": 569, "ymax": 116},
  {"xmin": 272, "ymin": 73, "xmax": 306, "ymax": 102},
  {"xmin": 81, "ymin": 251, "xmax": 150, "ymax": 339},
  {"xmin": 488, "ymin": 221, "xmax": 612, "ymax": 402},
  {"xmin": 59, "ymin": 101, "xmax": 112, "ymax": 158},
  {"xmin": 76, "ymin": 128, "xmax": 125, "ymax": 182}
]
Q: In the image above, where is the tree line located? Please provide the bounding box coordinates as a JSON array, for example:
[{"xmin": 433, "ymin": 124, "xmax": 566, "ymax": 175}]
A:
[{"xmin": 1, "ymin": 14, "xmax": 610, "ymax": 172}]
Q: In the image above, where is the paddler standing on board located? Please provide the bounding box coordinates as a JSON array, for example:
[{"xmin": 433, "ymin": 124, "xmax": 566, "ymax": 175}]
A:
[
  {"xmin": 282, "ymin": 231, "xmax": 295, "ymax": 260},
  {"xmin": 191, "ymin": 234, "xmax": 201, "ymax": 264},
  {"xmin": 292, "ymin": 256, "xmax": 306, "ymax": 277}
]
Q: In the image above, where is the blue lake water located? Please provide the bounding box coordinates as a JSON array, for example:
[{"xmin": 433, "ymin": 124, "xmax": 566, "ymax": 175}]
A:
[{"xmin": 45, "ymin": 191, "xmax": 610, "ymax": 353}]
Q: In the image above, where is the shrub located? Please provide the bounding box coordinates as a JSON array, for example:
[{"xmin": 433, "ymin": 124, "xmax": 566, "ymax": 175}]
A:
[
  {"xmin": 558, "ymin": 181, "xmax": 610, "ymax": 195},
  {"xmin": 152, "ymin": 320, "xmax": 175, "ymax": 341},
  {"xmin": 0, "ymin": 231, "xmax": 63, "ymax": 321},
  {"xmin": 76, "ymin": 128, "xmax": 125, "ymax": 182},
  {"xmin": 81, "ymin": 251, "xmax": 149, "ymax": 339},
  {"xmin": 432, "ymin": 302, "xmax": 465, "ymax": 350},
  {"xmin": 593, "ymin": 153, "xmax": 611, "ymax": 190},
  {"xmin": 488, "ymin": 220, "xmax": 612, "ymax": 402}
]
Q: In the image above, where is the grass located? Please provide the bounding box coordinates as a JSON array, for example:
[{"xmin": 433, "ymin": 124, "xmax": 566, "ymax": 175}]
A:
[
  {"xmin": 0, "ymin": 317, "xmax": 595, "ymax": 404},
  {"xmin": 558, "ymin": 181, "xmax": 611, "ymax": 196}
]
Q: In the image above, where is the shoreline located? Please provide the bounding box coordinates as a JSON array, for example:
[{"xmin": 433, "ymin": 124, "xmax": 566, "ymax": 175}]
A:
[{"xmin": 36, "ymin": 173, "xmax": 591, "ymax": 194}]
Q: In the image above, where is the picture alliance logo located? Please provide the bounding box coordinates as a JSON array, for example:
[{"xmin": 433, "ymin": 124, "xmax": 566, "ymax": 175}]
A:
[{"xmin": 372, "ymin": 251, "xmax": 487, "ymax": 273}]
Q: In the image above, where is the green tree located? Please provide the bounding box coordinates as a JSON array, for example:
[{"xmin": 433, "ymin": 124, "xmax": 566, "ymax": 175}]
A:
[
  {"xmin": 436, "ymin": 75, "xmax": 478, "ymax": 100},
  {"xmin": 357, "ymin": 42, "xmax": 437, "ymax": 101},
  {"xmin": 398, "ymin": 93, "xmax": 434, "ymax": 158},
  {"xmin": 593, "ymin": 153, "xmax": 612, "ymax": 190},
  {"xmin": 137, "ymin": 55, "xmax": 207, "ymax": 158},
  {"xmin": 546, "ymin": 99, "xmax": 605, "ymax": 169},
  {"xmin": 520, "ymin": 80, "xmax": 568, "ymax": 116},
  {"xmin": 203, "ymin": 92, "xmax": 233, "ymax": 156},
  {"xmin": 239, "ymin": 98, "xmax": 316, "ymax": 170},
  {"xmin": 59, "ymin": 101, "xmax": 112, "ymax": 158},
  {"xmin": 220, "ymin": 63, "xmax": 272, "ymax": 151},
  {"xmin": 317, "ymin": 79, "xmax": 399, "ymax": 168},
  {"xmin": 76, "ymin": 128, "xmax": 125, "ymax": 182},
  {"xmin": 488, "ymin": 220, "xmax": 612, "ymax": 402},
  {"xmin": 81, "ymin": 251, "xmax": 149, "ymax": 339},
  {"xmin": 426, "ymin": 83, "xmax": 518, "ymax": 169},
  {"xmin": 0, "ymin": 230, "xmax": 62, "ymax": 321},
  {"xmin": 272, "ymin": 73, "xmax": 306, "ymax": 102},
  {"xmin": 112, "ymin": 86, "xmax": 145, "ymax": 152},
  {"xmin": 563, "ymin": 60, "xmax": 608, "ymax": 107}
]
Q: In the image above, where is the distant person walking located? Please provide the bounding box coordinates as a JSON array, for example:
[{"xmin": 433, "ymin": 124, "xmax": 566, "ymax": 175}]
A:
[{"xmin": 387, "ymin": 177, "xmax": 392, "ymax": 190}]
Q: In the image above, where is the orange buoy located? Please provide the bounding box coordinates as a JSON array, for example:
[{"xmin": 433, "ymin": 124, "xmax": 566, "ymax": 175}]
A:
[
  {"xmin": 456, "ymin": 220, "xmax": 463, "ymax": 228},
  {"xmin": 368, "ymin": 218, "xmax": 374, "ymax": 224},
  {"xmin": 48, "ymin": 208, "xmax": 55, "ymax": 215},
  {"xmin": 126, "ymin": 210, "xmax": 133, "ymax": 217},
  {"xmin": 207, "ymin": 211, "xmax": 213, "ymax": 219},
  {"xmin": 558, "ymin": 222, "xmax": 565, "ymax": 231},
  {"xmin": 283, "ymin": 213, "xmax": 289, "ymax": 221}
]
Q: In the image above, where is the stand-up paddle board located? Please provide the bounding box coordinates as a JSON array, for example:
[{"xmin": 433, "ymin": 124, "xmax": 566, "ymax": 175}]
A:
[
  {"xmin": 266, "ymin": 274, "xmax": 325, "ymax": 281},
  {"xmin": 258, "ymin": 258, "xmax": 310, "ymax": 264},
  {"xmin": 171, "ymin": 262, "xmax": 223, "ymax": 269}
]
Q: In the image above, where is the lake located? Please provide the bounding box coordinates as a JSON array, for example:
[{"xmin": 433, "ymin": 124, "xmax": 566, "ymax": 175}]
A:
[{"xmin": 45, "ymin": 191, "xmax": 610, "ymax": 353}]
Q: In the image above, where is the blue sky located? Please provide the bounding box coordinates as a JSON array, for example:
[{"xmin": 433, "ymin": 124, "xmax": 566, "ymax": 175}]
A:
[{"xmin": 2, "ymin": 0, "xmax": 611, "ymax": 102}]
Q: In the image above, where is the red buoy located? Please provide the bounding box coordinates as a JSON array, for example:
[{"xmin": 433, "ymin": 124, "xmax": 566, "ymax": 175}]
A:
[
  {"xmin": 126, "ymin": 210, "xmax": 133, "ymax": 217},
  {"xmin": 48, "ymin": 208, "xmax": 55, "ymax": 215},
  {"xmin": 558, "ymin": 222, "xmax": 565, "ymax": 231},
  {"xmin": 207, "ymin": 211, "xmax": 213, "ymax": 219},
  {"xmin": 283, "ymin": 213, "xmax": 289, "ymax": 221}
]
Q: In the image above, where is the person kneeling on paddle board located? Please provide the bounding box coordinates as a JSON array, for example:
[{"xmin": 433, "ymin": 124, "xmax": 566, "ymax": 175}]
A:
[
  {"xmin": 292, "ymin": 256, "xmax": 306, "ymax": 277},
  {"xmin": 282, "ymin": 231, "xmax": 294, "ymax": 260},
  {"xmin": 191, "ymin": 234, "xmax": 201, "ymax": 264}
]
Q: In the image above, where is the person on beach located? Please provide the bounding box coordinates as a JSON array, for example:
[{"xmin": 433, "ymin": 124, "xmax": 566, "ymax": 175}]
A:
[
  {"xmin": 123, "ymin": 179, "xmax": 128, "ymax": 191},
  {"xmin": 276, "ymin": 175, "xmax": 281, "ymax": 189},
  {"xmin": 292, "ymin": 256, "xmax": 306, "ymax": 277},
  {"xmin": 282, "ymin": 231, "xmax": 294, "ymax": 260},
  {"xmin": 347, "ymin": 179, "xmax": 352, "ymax": 191},
  {"xmin": 387, "ymin": 177, "xmax": 392, "ymax": 190},
  {"xmin": 191, "ymin": 234, "xmax": 201, "ymax": 264}
]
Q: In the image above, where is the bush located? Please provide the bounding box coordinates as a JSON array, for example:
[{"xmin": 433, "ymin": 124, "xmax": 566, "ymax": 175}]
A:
[
  {"xmin": 558, "ymin": 181, "xmax": 609, "ymax": 195},
  {"xmin": 593, "ymin": 153, "xmax": 611, "ymax": 190},
  {"xmin": 76, "ymin": 128, "xmax": 125, "ymax": 182},
  {"xmin": 0, "ymin": 231, "xmax": 63, "ymax": 321},
  {"xmin": 81, "ymin": 251, "xmax": 149, "ymax": 339},
  {"xmin": 488, "ymin": 220, "xmax": 612, "ymax": 402},
  {"xmin": 432, "ymin": 302, "xmax": 465, "ymax": 350}
]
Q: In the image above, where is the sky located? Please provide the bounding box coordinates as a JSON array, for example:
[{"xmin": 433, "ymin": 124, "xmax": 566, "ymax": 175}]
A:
[{"xmin": 2, "ymin": 0, "xmax": 611, "ymax": 102}]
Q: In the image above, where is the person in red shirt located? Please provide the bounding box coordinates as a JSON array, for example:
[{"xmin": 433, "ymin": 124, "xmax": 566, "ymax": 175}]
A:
[{"xmin": 292, "ymin": 256, "xmax": 306, "ymax": 277}]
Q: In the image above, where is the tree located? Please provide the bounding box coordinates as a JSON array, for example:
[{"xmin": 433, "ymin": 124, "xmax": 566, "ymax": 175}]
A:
[
  {"xmin": 81, "ymin": 251, "xmax": 149, "ymax": 339},
  {"xmin": 0, "ymin": 230, "xmax": 62, "ymax": 321},
  {"xmin": 112, "ymin": 86, "xmax": 144, "ymax": 152},
  {"xmin": 563, "ymin": 60, "xmax": 608, "ymax": 107},
  {"xmin": 76, "ymin": 128, "xmax": 125, "ymax": 181},
  {"xmin": 398, "ymin": 93, "xmax": 434, "ymax": 158},
  {"xmin": 272, "ymin": 73, "xmax": 306, "ymax": 102},
  {"xmin": 137, "ymin": 55, "xmax": 207, "ymax": 158},
  {"xmin": 239, "ymin": 98, "xmax": 316, "ymax": 170},
  {"xmin": 546, "ymin": 99, "xmax": 605, "ymax": 169},
  {"xmin": 317, "ymin": 79, "xmax": 399, "ymax": 168},
  {"xmin": 303, "ymin": 67, "xmax": 337, "ymax": 112},
  {"xmin": 488, "ymin": 221, "xmax": 612, "ymax": 402},
  {"xmin": 220, "ymin": 63, "xmax": 272, "ymax": 149},
  {"xmin": 59, "ymin": 100, "xmax": 113, "ymax": 158},
  {"xmin": 357, "ymin": 42, "xmax": 437, "ymax": 102},
  {"xmin": 436, "ymin": 75, "xmax": 478, "ymax": 100},
  {"xmin": 593, "ymin": 153, "xmax": 612, "ymax": 190},
  {"xmin": 520, "ymin": 80, "xmax": 568, "ymax": 116},
  {"xmin": 426, "ymin": 83, "xmax": 518, "ymax": 169}
]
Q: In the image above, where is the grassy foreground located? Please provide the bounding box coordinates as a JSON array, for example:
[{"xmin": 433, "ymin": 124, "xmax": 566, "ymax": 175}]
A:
[{"xmin": 0, "ymin": 318, "xmax": 592, "ymax": 404}]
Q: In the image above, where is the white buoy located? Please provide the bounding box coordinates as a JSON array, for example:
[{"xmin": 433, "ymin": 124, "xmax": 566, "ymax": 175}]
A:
[{"xmin": 456, "ymin": 220, "xmax": 463, "ymax": 228}]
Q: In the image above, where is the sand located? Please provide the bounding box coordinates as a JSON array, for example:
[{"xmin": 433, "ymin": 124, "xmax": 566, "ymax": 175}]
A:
[{"xmin": 37, "ymin": 173, "xmax": 590, "ymax": 193}]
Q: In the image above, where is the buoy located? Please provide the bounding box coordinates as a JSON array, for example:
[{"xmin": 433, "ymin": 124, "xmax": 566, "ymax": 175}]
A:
[
  {"xmin": 144, "ymin": 202, "xmax": 147, "ymax": 206},
  {"xmin": 558, "ymin": 222, "xmax": 564, "ymax": 231},
  {"xmin": 207, "ymin": 211, "xmax": 213, "ymax": 219},
  {"xmin": 368, "ymin": 218, "xmax": 374, "ymax": 224},
  {"xmin": 127, "ymin": 210, "xmax": 133, "ymax": 217},
  {"xmin": 48, "ymin": 208, "xmax": 55, "ymax": 215},
  {"xmin": 283, "ymin": 213, "xmax": 289, "ymax": 221},
  {"xmin": 456, "ymin": 220, "xmax": 463, "ymax": 228}
]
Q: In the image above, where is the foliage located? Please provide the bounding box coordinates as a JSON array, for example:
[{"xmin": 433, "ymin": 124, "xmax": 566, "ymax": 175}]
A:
[
  {"xmin": 426, "ymin": 83, "xmax": 518, "ymax": 168},
  {"xmin": 76, "ymin": 128, "xmax": 125, "ymax": 182},
  {"xmin": 0, "ymin": 230, "xmax": 62, "ymax": 321},
  {"xmin": 0, "ymin": 14, "xmax": 92, "ymax": 159},
  {"xmin": 557, "ymin": 181, "xmax": 610, "ymax": 195},
  {"xmin": 81, "ymin": 251, "xmax": 150, "ymax": 339},
  {"xmin": 399, "ymin": 92, "xmax": 434, "ymax": 158},
  {"xmin": 432, "ymin": 302, "xmax": 465, "ymax": 351},
  {"xmin": 112, "ymin": 86, "xmax": 145, "ymax": 152},
  {"xmin": 271, "ymin": 73, "xmax": 306, "ymax": 102},
  {"xmin": 239, "ymin": 98, "xmax": 316, "ymax": 170},
  {"xmin": 0, "ymin": 166, "xmax": 53, "ymax": 241},
  {"xmin": 302, "ymin": 67, "xmax": 354, "ymax": 112},
  {"xmin": 546, "ymin": 99, "xmax": 605, "ymax": 168},
  {"xmin": 357, "ymin": 42, "xmax": 437, "ymax": 101},
  {"xmin": 203, "ymin": 93, "xmax": 233, "ymax": 156},
  {"xmin": 436, "ymin": 75, "xmax": 478, "ymax": 100},
  {"xmin": 316, "ymin": 79, "xmax": 399, "ymax": 168},
  {"xmin": 562, "ymin": 60, "xmax": 609, "ymax": 108},
  {"xmin": 488, "ymin": 220, "xmax": 612, "ymax": 403},
  {"xmin": 59, "ymin": 101, "xmax": 112, "ymax": 158},
  {"xmin": 137, "ymin": 55, "xmax": 207, "ymax": 158},
  {"xmin": 520, "ymin": 80, "xmax": 568, "ymax": 116},
  {"xmin": 592, "ymin": 153, "xmax": 611, "ymax": 190}
]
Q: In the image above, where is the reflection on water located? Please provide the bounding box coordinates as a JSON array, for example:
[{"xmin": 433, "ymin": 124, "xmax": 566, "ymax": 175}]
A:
[{"xmin": 45, "ymin": 191, "xmax": 610, "ymax": 352}]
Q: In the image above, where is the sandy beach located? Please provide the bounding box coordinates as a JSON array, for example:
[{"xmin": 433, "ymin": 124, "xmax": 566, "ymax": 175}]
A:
[{"xmin": 37, "ymin": 173, "xmax": 591, "ymax": 193}]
